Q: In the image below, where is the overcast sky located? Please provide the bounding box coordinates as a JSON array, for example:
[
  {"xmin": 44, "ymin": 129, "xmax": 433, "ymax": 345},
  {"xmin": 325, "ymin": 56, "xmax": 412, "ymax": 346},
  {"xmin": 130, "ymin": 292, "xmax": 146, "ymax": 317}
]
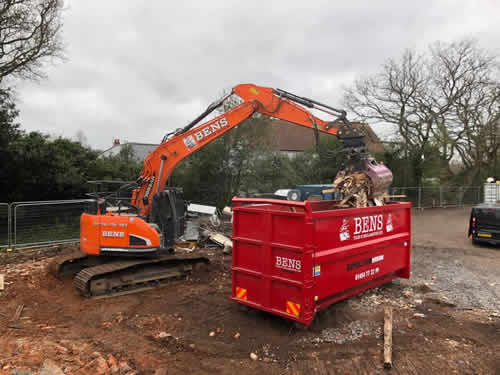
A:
[{"xmin": 12, "ymin": 0, "xmax": 500, "ymax": 150}]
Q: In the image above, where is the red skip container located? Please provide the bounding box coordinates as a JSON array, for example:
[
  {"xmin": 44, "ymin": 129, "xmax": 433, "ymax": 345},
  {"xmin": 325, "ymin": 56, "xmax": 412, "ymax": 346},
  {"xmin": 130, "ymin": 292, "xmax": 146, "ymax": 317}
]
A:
[{"xmin": 231, "ymin": 198, "xmax": 411, "ymax": 326}]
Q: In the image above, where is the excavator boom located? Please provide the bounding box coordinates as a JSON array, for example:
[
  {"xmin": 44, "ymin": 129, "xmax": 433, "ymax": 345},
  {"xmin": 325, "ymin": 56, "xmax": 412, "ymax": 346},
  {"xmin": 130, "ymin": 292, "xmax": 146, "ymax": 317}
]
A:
[{"xmin": 134, "ymin": 84, "xmax": 370, "ymax": 218}]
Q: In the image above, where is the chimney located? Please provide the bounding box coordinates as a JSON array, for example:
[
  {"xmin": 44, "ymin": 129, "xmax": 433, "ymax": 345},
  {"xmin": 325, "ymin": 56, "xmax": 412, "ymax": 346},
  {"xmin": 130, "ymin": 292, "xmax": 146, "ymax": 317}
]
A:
[{"xmin": 113, "ymin": 138, "xmax": 120, "ymax": 146}]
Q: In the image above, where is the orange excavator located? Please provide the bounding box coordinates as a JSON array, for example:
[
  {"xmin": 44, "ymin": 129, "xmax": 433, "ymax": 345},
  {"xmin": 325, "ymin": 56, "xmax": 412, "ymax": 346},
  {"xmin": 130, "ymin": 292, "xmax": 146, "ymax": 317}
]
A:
[{"xmin": 51, "ymin": 84, "xmax": 392, "ymax": 298}]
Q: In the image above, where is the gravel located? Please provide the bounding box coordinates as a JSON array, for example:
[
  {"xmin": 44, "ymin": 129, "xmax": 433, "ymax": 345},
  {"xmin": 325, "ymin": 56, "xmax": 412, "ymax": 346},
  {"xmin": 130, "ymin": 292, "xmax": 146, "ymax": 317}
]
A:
[
  {"xmin": 317, "ymin": 320, "xmax": 382, "ymax": 344},
  {"xmin": 405, "ymin": 246, "xmax": 500, "ymax": 313},
  {"xmin": 409, "ymin": 208, "xmax": 500, "ymax": 313}
]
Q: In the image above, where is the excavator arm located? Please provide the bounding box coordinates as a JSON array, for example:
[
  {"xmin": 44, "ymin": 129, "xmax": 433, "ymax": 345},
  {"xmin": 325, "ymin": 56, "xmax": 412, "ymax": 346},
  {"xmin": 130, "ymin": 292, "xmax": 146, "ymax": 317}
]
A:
[{"xmin": 132, "ymin": 84, "xmax": 385, "ymax": 218}]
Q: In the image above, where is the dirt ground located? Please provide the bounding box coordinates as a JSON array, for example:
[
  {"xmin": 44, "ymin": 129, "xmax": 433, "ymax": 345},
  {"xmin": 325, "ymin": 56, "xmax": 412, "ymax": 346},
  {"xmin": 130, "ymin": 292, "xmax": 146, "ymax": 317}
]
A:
[{"xmin": 0, "ymin": 208, "xmax": 499, "ymax": 375}]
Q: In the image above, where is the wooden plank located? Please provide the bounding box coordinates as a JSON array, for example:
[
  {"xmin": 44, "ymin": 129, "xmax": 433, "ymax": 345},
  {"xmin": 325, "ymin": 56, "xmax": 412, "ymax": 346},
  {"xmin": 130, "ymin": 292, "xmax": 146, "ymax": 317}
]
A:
[
  {"xmin": 384, "ymin": 306, "xmax": 393, "ymax": 369},
  {"xmin": 12, "ymin": 304, "xmax": 24, "ymax": 321},
  {"xmin": 8, "ymin": 304, "xmax": 24, "ymax": 329}
]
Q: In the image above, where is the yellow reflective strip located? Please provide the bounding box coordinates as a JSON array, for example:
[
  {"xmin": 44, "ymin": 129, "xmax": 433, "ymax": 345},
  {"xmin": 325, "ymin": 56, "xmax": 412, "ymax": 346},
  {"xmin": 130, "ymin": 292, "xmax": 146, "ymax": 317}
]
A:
[
  {"xmin": 294, "ymin": 303, "xmax": 301, "ymax": 314},
  {"xmin": 286, "ymin": 302, "xmax": 298, "ymax": 316},
  {"xmin": 236, "ymin": 287, "xmax": 247, "ymax": 299},
  {"xmin": 286, "ymin": 301, "xmax": 300, "ymax": 316}
]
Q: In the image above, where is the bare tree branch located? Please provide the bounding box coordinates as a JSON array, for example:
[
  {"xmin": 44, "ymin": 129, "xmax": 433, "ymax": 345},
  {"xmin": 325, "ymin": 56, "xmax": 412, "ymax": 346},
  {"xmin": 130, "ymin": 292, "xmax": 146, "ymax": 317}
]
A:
[
  {"xmin": 0, "ymin": 0, "xmax": 64, "ymax": 83},
  {"xmin": 343, "ymin": 39, "xmax": 500, "ymax": 185}
]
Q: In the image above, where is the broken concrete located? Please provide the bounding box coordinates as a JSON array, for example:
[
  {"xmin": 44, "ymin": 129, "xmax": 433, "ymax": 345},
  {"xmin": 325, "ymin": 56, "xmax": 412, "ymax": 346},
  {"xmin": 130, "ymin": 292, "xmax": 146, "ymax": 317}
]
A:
[
  {"xmin": 39, "ymin": 359, "xmax": 64, "ymax": 375},
  {"xmin": 207, "ymin": 232, "xmax": 233, "ymax": 254}
]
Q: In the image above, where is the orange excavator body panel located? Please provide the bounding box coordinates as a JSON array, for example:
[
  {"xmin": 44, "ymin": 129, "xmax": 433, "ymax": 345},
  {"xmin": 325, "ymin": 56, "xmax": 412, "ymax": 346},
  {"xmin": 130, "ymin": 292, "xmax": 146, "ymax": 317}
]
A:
[{"xmin": 80, "ymin": 213, "xmax": 160, "ymax": 256}]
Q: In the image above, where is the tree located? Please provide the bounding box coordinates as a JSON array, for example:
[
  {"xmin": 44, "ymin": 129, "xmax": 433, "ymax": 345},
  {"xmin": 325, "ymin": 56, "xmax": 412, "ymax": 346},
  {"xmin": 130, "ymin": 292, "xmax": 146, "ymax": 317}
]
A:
[
  {"xmin": 0, "ymin": 0, "xmax": 64, "ymax": 82},
  {"xmin": 74, "ymin": 130, "xmax": 88, "ymax": 146},
  {"xmin": 0, "ymin": 88, "xmax": 20, "ymax": 144},
  {"xmin": 0, "ymin": 88, "xmax": 22, "ymax": 200},
  {"xmin": 343, "ymin": 39, "xmax": 500, "ymax": 186},
  {"xmin": 9, "ymin": 132, "xmax": 98, "ymax": 201},
  {"xmin": 3, "ymin": 128, "xmax": 143, "ymax": 202},
  {"xmin": 171, "ymin": 114, "xmax": 273, "ymax": 206},
  {"xmin": 248, "ymin": 152, "xmax": 298, "ymax": 193},
  {"xmin": 0, "ymin": 0, "xmax": 65, "ymax": 200},
  {"xmin": 0, "ymin": 88, "xmax": 143, "ymax": 202},
  {"xmin": 85, "ymin": 144, "xmax": 143, "ymax": 187},
  {"xmin": 423, "ymin": 40, "xmax": 499, "ymax": 183},
  {"xmin": 344, "ymin": 49, "xmax": 431, "ymax": 185}
]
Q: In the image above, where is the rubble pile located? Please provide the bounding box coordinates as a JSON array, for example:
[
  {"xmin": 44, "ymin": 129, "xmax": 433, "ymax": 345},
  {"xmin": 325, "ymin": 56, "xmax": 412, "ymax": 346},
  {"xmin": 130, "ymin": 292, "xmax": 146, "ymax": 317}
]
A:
[
  {"xmin": 332, "ymin": 171, "xmax": 384, "ymax": 208},
  {"xmin": 0, "ymin": 337, "xmax": 137, "ymax": 375},
  {"xmin": 0, "ymin": 258, "xmax": 53, "ymax": 291},
  {"xmin": 176, "ymin": 215, "xmax": 233, "ymax": 255},
  {"xmin": 0, "ymin": 260, "xmax": 139, "ymax": 375},
  {"xmin": 330, "ymin": 157, "xmax": 393, "ymax": 208},
  {"xmin": 333, "ymin": 172, "xmax": 372, "ymax": 208}
]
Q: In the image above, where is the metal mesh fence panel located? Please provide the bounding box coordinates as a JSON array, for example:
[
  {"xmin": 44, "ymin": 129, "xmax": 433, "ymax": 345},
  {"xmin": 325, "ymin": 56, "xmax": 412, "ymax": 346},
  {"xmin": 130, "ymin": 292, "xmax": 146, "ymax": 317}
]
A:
[
  {"xmin": 0, "ymin": 203, "xmax": 9, "ymax": 249},
  {"xmin": 251, "ymin": 186, "xmax": 485, "ymax": 209},
  {"xmin": 13, "ymin": 200, "xmax": 89, "ymax": 249},
  {"xmin": 440, "ymin": 186, "xmax": 461, "ymax": 207},
  {"xmin": 460, "ymin": 186, "xmax": 482, "ymax": 206},
  {"xmin": 389, "ymin": 187, "xmax": 420, "ymax": 207},
  {"xmin": 388, "ymin": 186, "xmax": 483, "ymax": 208},
  {"xmin": 0, "ymin": 186, "xmax": 488, "ymax": 250},
  {"xmin": 419, "ymin": 187, "xmax": 440, "ymax": 208}
]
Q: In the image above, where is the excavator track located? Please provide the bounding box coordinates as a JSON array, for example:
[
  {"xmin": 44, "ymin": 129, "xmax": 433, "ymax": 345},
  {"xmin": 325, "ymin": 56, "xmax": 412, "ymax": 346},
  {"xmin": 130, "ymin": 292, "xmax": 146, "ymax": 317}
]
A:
[
  {"xmin": 73, "ymin": 254, "xmax": 209, "ymax": 298},
  {"xmin": 50, "ymin": 251, "xmax": 209, "ymax": 299},
  {"xmin": 49, "ymin": 251, "xmax": 91, "ymax": 279}
]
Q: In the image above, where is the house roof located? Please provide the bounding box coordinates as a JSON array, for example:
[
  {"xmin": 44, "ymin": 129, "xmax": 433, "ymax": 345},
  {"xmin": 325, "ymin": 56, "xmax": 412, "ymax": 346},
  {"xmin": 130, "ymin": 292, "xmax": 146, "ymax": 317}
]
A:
[
  {"xmin": 270, "ymin": 120, "xmax": 384, "ymax": 154},
  {"xmin": 270, "ymin": 120, "xmax": 320, "ymax": 152},
  {"xmin": 99, "ymin": 142, "xmax": 158, "ymax": 161},
  {"xmin": 351, "ymin": 122, "xmax": 385, "ymax": 154},
  {"xmin": 100, "ymin": 120, "xmax": 384, "ymax": 162}
]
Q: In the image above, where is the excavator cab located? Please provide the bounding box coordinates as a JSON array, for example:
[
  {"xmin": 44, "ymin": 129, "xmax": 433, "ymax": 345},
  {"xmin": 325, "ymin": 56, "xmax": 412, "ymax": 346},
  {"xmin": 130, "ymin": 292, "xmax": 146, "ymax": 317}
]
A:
[{"xmin": 80, "ymin": 187, "xmax": 185, "ymax": 257}]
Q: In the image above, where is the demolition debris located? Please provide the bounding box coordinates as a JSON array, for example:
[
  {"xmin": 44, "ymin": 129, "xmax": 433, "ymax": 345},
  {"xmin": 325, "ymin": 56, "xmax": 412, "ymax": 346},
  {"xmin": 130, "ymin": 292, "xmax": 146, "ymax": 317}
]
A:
[{"xmin": 331, "ymin": 172, "xmax": 383, "ymax": 208}]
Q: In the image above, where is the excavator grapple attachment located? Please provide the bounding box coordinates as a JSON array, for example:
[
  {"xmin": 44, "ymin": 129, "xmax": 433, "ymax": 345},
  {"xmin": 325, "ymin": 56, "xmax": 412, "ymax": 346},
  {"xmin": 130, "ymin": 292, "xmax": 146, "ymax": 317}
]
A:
[{"xmin": 365, "ymin": 159, "xmax": 393, "ymax": 199}]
